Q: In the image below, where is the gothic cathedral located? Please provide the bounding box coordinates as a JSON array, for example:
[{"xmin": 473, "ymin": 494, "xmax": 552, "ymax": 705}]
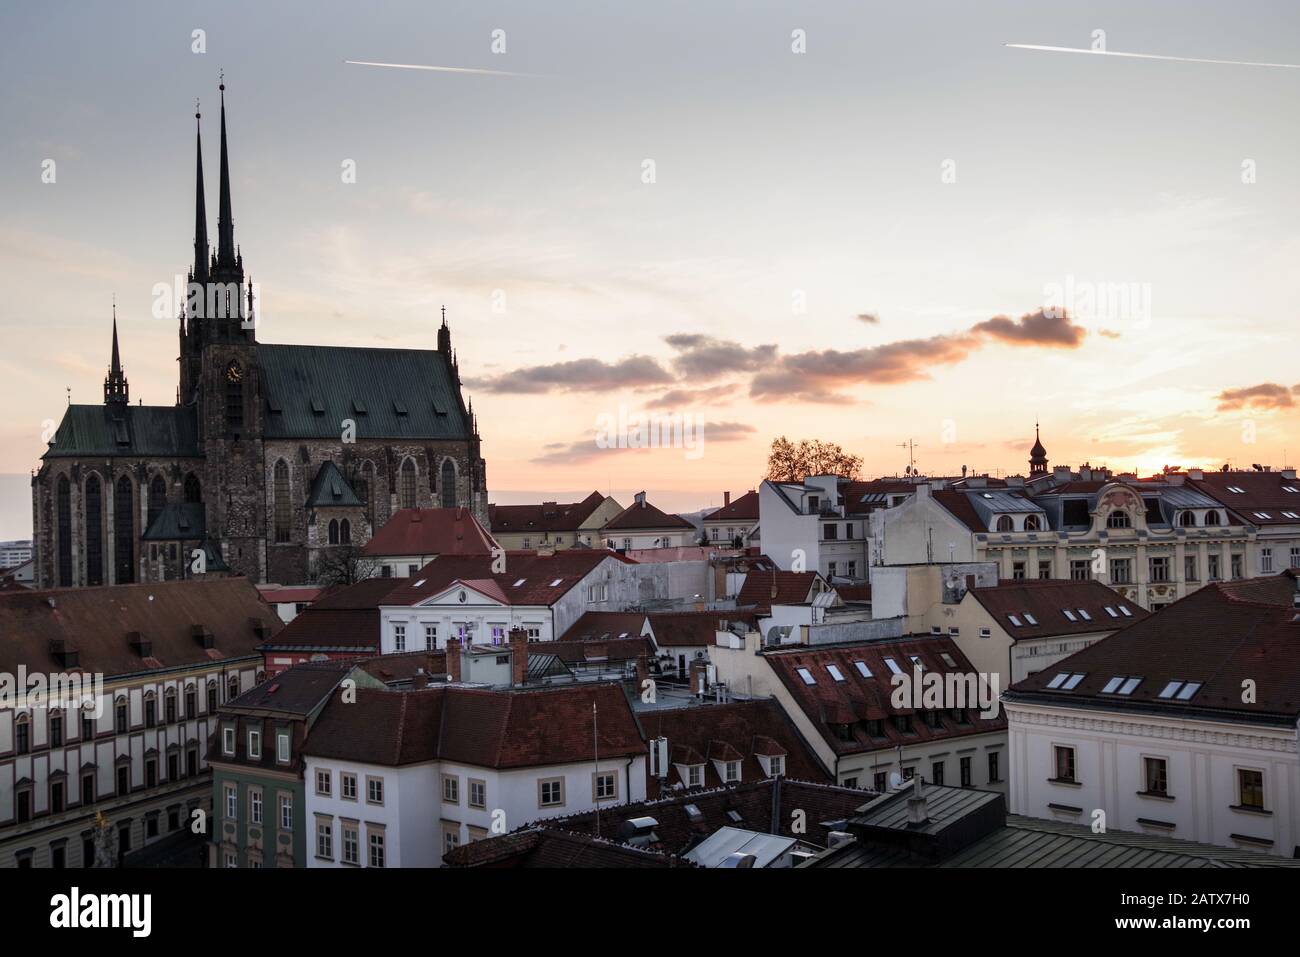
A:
[{"xmin": 32, "ymin": 85, "xmax": 488, "ymax": 588}]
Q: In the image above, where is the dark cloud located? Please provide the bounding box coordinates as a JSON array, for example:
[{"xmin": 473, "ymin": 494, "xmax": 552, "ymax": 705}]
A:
[
  {"xmin": 531, "ymin": 419, "xmax": 755, "ymax": 465},
  {"xmin": 664, "ymin": 334, "xmax": 778, "ymax": 378},
  {"xmin": 970, "ymin": 309, "xmax": 1087, "ymax": 347},
  {"xmin": 1216, "ymin": 383, "xmax": 1296, "ymax": 412},
  {"xmin": 464, "ymin": 355, "xmax": 674, "ymax": 394},
  {"xmin": 856, "ymin": 312, "xmax": 880, "ymax": 324},
  {"xmin": 645, "ymin": 384, "xmax": 737, "ymax": 409}
]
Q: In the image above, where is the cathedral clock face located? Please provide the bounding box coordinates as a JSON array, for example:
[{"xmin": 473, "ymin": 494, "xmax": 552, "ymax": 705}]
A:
[{"xmin": 226, "ymin": 364, "xmax": 242, "ymax": 383}]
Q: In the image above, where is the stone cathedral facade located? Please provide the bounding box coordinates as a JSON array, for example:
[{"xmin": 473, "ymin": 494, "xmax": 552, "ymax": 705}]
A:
[{"xmin": 32, "ymin": 87, "xmax": 488, "ymax": 589}]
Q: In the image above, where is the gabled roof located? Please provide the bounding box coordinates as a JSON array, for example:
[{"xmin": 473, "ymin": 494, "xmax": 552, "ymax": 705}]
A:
[
  {"xmin": 930, "ymin": 490, "xmax": 989, "ymax": 532},
  {"xmin": 735, "ymin": 570, "xmax": 825, "ymax": 613},
  {"xmin": 258, "ymin": 343, "xmax": 469, "ymax": 440},
  {"xmin": 1007, "ymin": 572, "xmax": 1300, "ymax": 722},
  {"xmin": 704, "ymin": 490, "xmax": 759, "ymax": 523},
  {"xmin": 639, "ymin": 699, "xmax": 830, "ymax": 794},
  {"xmin": 764, "ymin": 637, "xmax": 1006, "ymax": 755},
  {"xmin": 488, "ymin": 492, "xmax": 608, "ymax": 534},
  {"xmin": 1188, "ymin": 470, "xmax": 1300, "ymax": 525},
  {"xmin": 304, "ymin": 460, "xmax": 363, "ymax": 508},
  {"xmin": 382, "ymin": 550, "xmax": 633, "ymax": 608},
  {"xmin": 968, "ymin": 579, "xmax": 1148, "ymax": 640},
  {"xmin": 42, "ymin": 404, "xmax": 200, "ymax": 459},
  {"xmin": 560, "ymin": 611, "xmax": 648, "ymax": 641},
  {"xmin": 361, "ymin": 507, "xmax": 497, "ymax": 558},
  {"xmin": 644, "ymin": 610, "xmax": 759, "ymax": 647},
  {"xmin": 260, "ymin": 576, "xmax": 407, "ymax": 652},
  {"xmin": 225, "ymin": 658, "xmax": 357, "ymax": 715},
  {"xmin": 0, "ymin": 578, "xmax": 278, "ymax": 676},
  {"xmin": 602, "ymin": 495, "xmax": 695, "ymax": 532},
  {"xmin": 302, "ymin": 682, "xmax": 644, "ymax": 769},
  {"xmin": 141, "ymin": 503, "xmax": 207, "ymax": 541}
]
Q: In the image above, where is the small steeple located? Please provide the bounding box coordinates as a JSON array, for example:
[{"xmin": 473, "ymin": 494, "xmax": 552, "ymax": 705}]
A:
[
  {"xmin": 1029, "ymin": 420, "xmax": 1048, "ymax": 475},
  {"xmin": 193, "ymin": 100, "xmax": 209, "ymax": 282},
  {"xmin": 437, "ymin": 305, "xmax": 452, "ymax": 354},
  {"xmin": 104, "ymin": 300, "xmax": 129, "ymax": 406},
  {"xmin": 216, "ymin": 73, "xmax": 236, "ymax": 267}
]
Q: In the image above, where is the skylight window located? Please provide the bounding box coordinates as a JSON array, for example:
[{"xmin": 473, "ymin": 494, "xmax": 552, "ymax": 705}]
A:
[
  {"xmin": 909, "ymin": 655, "xmax": 924, "ymax": 670},
  {"xmin": 1008, "ymin": 614, "xmax": 1023, "ymax": 627},
  {"xmin": 1023, "ymin": 612, "xmax": 1039, "ymax": 625},
  {"xmin": 1284, "ymin": 486, "xmax": 1299, "ymax": 494},
  {"xmin": 1102, "ymin": 676, "xmax": 1124, "ymax": 694},
  {"xmin": 1253, "ymin": 512, "xmax": 1272, "ymax": 520},
  {"xmin": 513, "ymin": 578, "xmax": 526, "ymax": 587},
  {"xmin": 883, "ymin": 657, "xmax": 903, "ymax": 676},
  {"xmin": 827, "ymin": 664, "xmax": 846, "ymax": 682},
  {"xmin": 1062, "ymin": 609, "xmax": 1077, "ymax": 622},
  {"xmin": 1104, "ymin": 606, "xmax": 1118, "ymax": 618},
  {"xmin": 1118, "ymin": 677, "xmax": 1142, "ymax": 695},
  {"xmin": 1284, "ymin": 511, "xmax": 1300, "ymax": 519},
  {"xmin": 1119, "ymin": 605, "xmax": 1133, "ymax": 617},
  {"xmin": 939, "ymin": 653, "xmax": 957, "ymax": 668},
  {"xmin": 796, "ymin": 668, "xmax": 816, "ymax": 685},
  {"xmin": 854, "ymin": 660, "xmax": 873, "ymax": 678},
  {"xmin": 1076, "ymin": 609, "xmax": 1092, "ymax": 621},
  {"xmin": 1160, "ymin": 680, "xmax": 1203, "ymax": 701},
  {"xmin": 1176, "ymin": 681, "xmax": 1201, "ymax": 700},
  {"xmin": 1227, "ymin": 486, "xmax": 1245, "ymax": 493},
  {"xmin": 549, "ymin": 578, "xmax": 563, "ymax": 587},
  {"xmin": 1158, "ymin": 680, "xmax": 1182, "ymax": 699},
  {"xmin": 1047, "ymin": 673, "xmax": 1068, "ymax": 689},
  {"xmin": 413, "ymin": 579, "xmax": 425, "ymax": 588},
  {"xmin": 1062, "ymin": 673, "xmax": 1086, "ymax": 690}
]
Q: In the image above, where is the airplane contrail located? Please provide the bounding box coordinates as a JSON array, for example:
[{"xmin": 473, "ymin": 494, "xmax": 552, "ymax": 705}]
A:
[
  {"xmin": 1005, "ymin": 43, "xmax": 1300, "ymax": 70},
  {"xmin": 345, "ymin": 59, "xmax": 546, "ymax": 78}
]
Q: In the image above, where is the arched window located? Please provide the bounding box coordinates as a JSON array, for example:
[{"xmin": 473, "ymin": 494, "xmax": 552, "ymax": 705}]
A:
[
  {"xmin": 86, "ymin": 475, "xmax": 104, "ymax": 586},
  {"xmin": 183, "ymin": 472, "xmax": 202, "ymax": 504},
  {"xmin": 56, "ymin": 475, "xmax": 72, "ymax": 587},
  {"xmin": 340, "ymin": 518, "xmax": 351, "ymax": 544},
  {"xmin": 14, "ymin": 714, "xmax": 30, "ymax": 755},
  {"xmin": 359, "ymin": 461, "xmax": 375, "ymax": 522},
  {"xmin": 225, "ymin": 361, "xmax": 244, "ymax": 430},
  {"xmin": 440, "ymin": 459, "xmax": 457, "ymax": 509},
  {"xmin": 274, "ymin": 460, "xmax": 291, "ymax": 543},
  {"xmin": 148, "ymin": 474, "xmax": 167, "ymax": 527},
  {"xmin": 400, "ymin": 458, "xmax": 417, "ymax": 510},
  {"xmin": 227, "ymin": 675, "xmax": 240, "ymax": 701},
  {"xmin": 1179, "ymin": 510, "xmax": 1197, "ymax": 527},
  {"xmin": 1106, "ymin": 509, "xmax": 1131, "ymax": 529},
  {"xmin": 1023, "ymin": 514, "xmax": 1041, "ymax": 531},
  {"xmin": 164, "ymin": 688, "xmax": 177, "ymax": 724},
  {"xmin": 996, "ymin": 515, "xmax": 1014, "ymax": 532},
  {"xmin": 328, "ymin": 519, "xmax": 339, "ymax": 545},
  {"xmin": 114, "ymin": 475, "xmax": 135, "ymax": 584},
  {"xmin": 1204, "ymin": 509, "xmax": 1221, "ymax": 526}
]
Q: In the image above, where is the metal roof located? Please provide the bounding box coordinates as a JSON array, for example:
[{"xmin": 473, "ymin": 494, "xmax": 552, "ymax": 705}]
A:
[
  {"xmin": 683, "ymin": 826, "xmax": 797, "ymax": 868},
  {"xmin": 258, "ymin": 344, "xmax": 469, "ymax": 440},
  {"xmin": 142, "ymin": 503, "xmax": 207, "ymax": 541},
  {"xmin": 43, "ymin": 405, "xmax": 200, "ymax": 459},
  {"xmin": 305, "ymin": 460, "xmax": 363, "ymax": 508}
]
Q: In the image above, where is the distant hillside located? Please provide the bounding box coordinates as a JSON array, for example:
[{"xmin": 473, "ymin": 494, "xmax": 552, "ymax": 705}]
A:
[{"xmin": 0, "ymin": 475, "xmax": 30, "ymax": 541}]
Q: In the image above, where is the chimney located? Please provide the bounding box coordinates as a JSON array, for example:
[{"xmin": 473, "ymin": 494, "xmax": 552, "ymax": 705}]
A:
[
  {"xmin": 723, "ymin": 491, "xmax": 731, "ymax": 507},
  {"xmin": 536, "ymin": 540, "xmax": 555, "ymax": 557},
  {"xmin": 689, "ymin": 658, "xmax": 708, "ymax": 696},
  {"xmin": 1284, "ymin": 469, "xmax": 1297, "ymax": 480},
  {"xmin": 509, "ymin": 627, "xmax": 529, "ymax": 686},
  {"xmin": 635, "ymin": 653, "xmax": 649, "ymax": 690},
  {"xmin": 906, "ymin": 774, "xmax": 929, "ymax": 826},
  {"xmin": 634, "ymin": 490, "xmax": 647, "ymax": 507},
  {"xmin": 446, "ymin": 637, "xmax": 462, "ymax": 682},
  {"xmin": 412, "ymin": 668, "xmax": 429, "ymax": 690}
]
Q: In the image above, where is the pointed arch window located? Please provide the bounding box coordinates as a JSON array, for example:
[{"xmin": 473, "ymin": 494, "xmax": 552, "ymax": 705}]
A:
[
  {"xmin": 340, "ymin": 518, "xmax": 351, "ymax": 544},
  {"xmin": 359, "ymin": 461, "xmax": 375, "ymax": 522},
  {"xmin": 148, "ymin": 474, "xmax": 167, "ymax": 527},
  {"xmin": 86, "ymin": 475, "xmax": 104, "ymax": 586},
  {"xmin": 328, "ymin": 519, "xmax": 340, "ymax": 545},
  {"xmin": 400, "ymin": 458, "xmax": 417, "ymax": 510},
  {"xmin": 114, "ymin": 474, "xmax": 135, "ymax": 583},
  {"xmin": 184, "ymin": 472, "xmax": 202, "ymax": 504},
  {"xmin": 274, "ymin": 460, "xmax": 291, "ymax": 543},
  {"xmin": 440, "ymin": 459, "xmax": 457, "ymax": 509},
  {"xmin": 225, "ymin": 361, "xmax": 244, "ymax": 430},
  {"xmin": 56, "ymin": 475, "xmax": 72, "ymax": 587}
]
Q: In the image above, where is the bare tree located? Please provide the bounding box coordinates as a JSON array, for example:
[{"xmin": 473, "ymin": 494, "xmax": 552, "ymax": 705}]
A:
[
  {"xmin": 315, "ymin": 544, "xmax": 380, "ymax": 587},
  {"xmin": 765, "ymin": 436, "xmax": 863, "ymax": 482}
]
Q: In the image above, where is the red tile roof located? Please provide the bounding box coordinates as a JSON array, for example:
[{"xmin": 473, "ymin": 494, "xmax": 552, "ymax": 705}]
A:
[
  {"xmin": 303, "ymin": 681, "xmax": 645, "ymax": 768},
  {"xmin": 1008, "ymin": 572, "xmax": 1300, "ymax": 720},
  {"xmin": 261, "ymin": 576, "xmax": 408, "ymax": 651},
  {"xmin": 257, "ymin": 586, "xmax": 324, "ymax": 604},
  {"xmin": 361, "ymin": 507, "xmax": 498, "ymax": 558},
  {"xmin": 968, "ymin": 579, "xmax": 1148, "ymax": 640},
  {"xmin": 560, "ymin": 611, "xmax": 648, "ymax": 641},
  {"xmin": 931, "ymin": 490, "xmax": 990, "ymax": 532},
  {"xmin": 529, "ymin": 637, "xmax": 653, "ymax": 664},
  {"xmin": 1188, "ymin": 471, "xmax": 1300, "ymax": 526},
  {"xmin": 488, "ymin": 491, "xmax": 608, "ymax": 534},
  {"xmin": 735, "ymin": 570, "xmax": 825, "ymax": 612},
  {"xmin": 602, "ymin": 494, "xmax": 696, "ymax": 532},
  {"xmin": 381, "ymin": 549, "xmax": 634, "ymax": 607},
  {"xmin": 639, "ymin": 699, "xmax": 830, "ymax": 794},
  {"xmin": 705, "ymin": 490, "xmax": 759, "ymax": 522},
  {"xmin": 0, "ymin": 578, "xmax": 278, "ymax": 676},
  {"xmin": 644, "ymin": 610, "xmax": 759, "ymax": 647},
  {"xmin": 764, "ymin": 638, "xmax": 1007, "ymax": 755}
]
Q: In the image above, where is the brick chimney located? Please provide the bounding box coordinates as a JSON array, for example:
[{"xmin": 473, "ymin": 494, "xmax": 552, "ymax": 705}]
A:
[
  {"xmin": 689, "ymin": 658, "xmax": 708, "ymax": 696},
  {"xmin": 635, "ymin": 653, "xmax": 649, "ymax": 689},
  {"xmin": 509, "ymin": 627, "xmax": 529, "ymax": 686},
  {"xmin": 446, "ymin": 637, "xmax": 462, "ymax": 682},
  {"xmin": 723, "ymin": 491, "xmax": 731, "ymax": 507},
  {"xmin": 412, "ymin": 668, "xmax": 429, "ymax": 690}
]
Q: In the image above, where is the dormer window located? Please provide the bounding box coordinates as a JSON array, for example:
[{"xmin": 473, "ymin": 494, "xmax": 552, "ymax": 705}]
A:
[
  {"xmin": 996, "ymin": 515, "xmax": 1014, "ymax": 532},
  {"xmin": 1106, "ymin": 509, "xmax": 1131, "ymax": 528},
  {"xmin": 1179, "ymin": 510, "xmax": 1196, "ymax": 527}
]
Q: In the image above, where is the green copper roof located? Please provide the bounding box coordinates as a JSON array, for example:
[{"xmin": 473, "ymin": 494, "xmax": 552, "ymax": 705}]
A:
[
  {"xmin": 142, "ymin": 503, "xmax": 207, "ymax": 541},
  {"xmin": 43, "ymin": 405, "xmax": 200, "ymax": 459},
  {"xmin": 258, "ymin": 344, "xmax": 469, "ymax": 440},
  {"xmin": 305, "ymin": 460, "xmax": 363, "ymax": 508}
]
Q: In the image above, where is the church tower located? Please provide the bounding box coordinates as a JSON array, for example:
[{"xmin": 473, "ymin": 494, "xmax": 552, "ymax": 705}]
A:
[
  {"xmin": 192, "ymin": 80, "xmax": 266, "ymax": 581},
  {"xmin": 103, "ymin": 306, "xmax": 129, "ymax": 406},
  {"xmin": 1029, "ymin": 422, "xmax": 1048, "ymax": 476}
]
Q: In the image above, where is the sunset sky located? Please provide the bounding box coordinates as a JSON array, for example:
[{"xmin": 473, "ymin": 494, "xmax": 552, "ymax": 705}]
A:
[{"xmin": 2, "ymin": 0, "xmax": 1299, "ymax": 537}]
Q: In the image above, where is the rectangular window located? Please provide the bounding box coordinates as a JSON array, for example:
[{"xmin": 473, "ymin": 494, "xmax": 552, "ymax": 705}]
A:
[
  {"xmin": 1184, "ymin": 554, "xmax": 1199, "ymax": 581},
  {"xmin": 280, "ymin": 794, "xmax": 293, "ymax": 830},
  {"xmin": 1291, "ymin": 547, "xmax": 1300, "ymax": 569},
  {"xmin": 1238, "ymin": 769, "xmax": 1265, "ymax": 810},
  {"xmin": 81, "ymin": 773, "xmax": 95, "ymax": 806},
  {"xmin": 1261, "ymin": 547, "xmax": 1273, "ymax": 573},
  {"xmin": 1109, "ymin": 558, "xmax": 1131, "ymax": 583},
  {"xmin": 988, "ymin": 751, "xmax": 1000, "ymax": 782},
  {"xmin": 368, "ymin": 831, "xmax": 385, "ymax": 868},
  {"xmin": 1207, "ymin": 554, "xmax": 1221, "ymax": 581},
  {"xmin": 276, "ymin": 731, "xmax": 290, "ymax": 764},
  {"xmin": 250, "ymin": 789, "xmax": 263, "ymax": 825},
  {"xmin": 341, "ymin": 773, "xmax": 357, "ymax": 801},
  {"xmin": 225, "ymin": 784, "xmax": 238, "ymax": 820},
  {"xmin": 1053, "ymin": 746, "xmax": 1076, "ymax": 783},
  {"xmin": 393, "ymin": 623, "xmax": 406, "ymax": 652},
  {"xmin": 51, "ymin": 781, "xmax": 65, "ymax": 814},
  {"xmin": 115, "ymin": 701, "xmax": 128, "ymax": 734},
  {"xmin": 930, "ymin": 760, "xmax": 944, "ymax": 785},
  {"xmin": 960, "ymin": 756, "xmax": 972, "ymax": 787},
  {"xmin": 442, "ymin": 774, "xmax": 459, "ymax": 804},
  {"xmin": 316, "ymin": 820, "xmax": 333, "ymax": 860},
  {"xmin": 1143, "ymin": 756, "xmax": 1168, "ymax": 796},
  {"xmin": 444, "ymin": 825, "xmax": 461, "ymax": 855},
  {"xmin": 468, "ymin": 779, "xmax": 486, "ymax": 809},
  {"xmin": 847, "ymin": 561, "xmax": 857, "ymax": 577},
  {"xmin": 342, "ymin": 823, "xmax": 359, "ymax": 865},
  {"xmin": 424, "ymin": 625, "xmax": 437, "ymax": 650},
  {"xmin": 724, "ymin": 761, "xmax": 740, "ymax": 783},
  {"xmin": 687, "ymin": 765, "xmax": 703, "ymax": 788},
  {"xmin": 316, "ymin": 769, "xmax": 331, "ymax": 796},
  {"xmin": 366, "ymin": 777, "xmax": 384, "ymax": 805},
  {"xmin": 593, "ymin": 771, "xmax": 617, "ymax": 801},
  {"xmin": 222, "ymin": 726, "xmax": 235, "ymax": 756},
  {"xmin": 247, "ymin": 729, "xmax": 261, "ymax": 760},
  {"xmin": 1149, "ymin": 556, "xmax": 1170, "ymax": 583},
  {"xmin": 117, "ymin": 766, "xmax": 130, "ymax": 797},
  {"xmin": 1069, "ymin": 560, "xmax": 1090, "ymax": 582},
  {"xmin": 1012, "ymin": 561, "xmax": 1026, "ymax": 581},
  {"xmin": 539, "ymin": 778, "xmax": 564, "ymax": 808},
  {"xmin": 1231, "ymin": 554, "xmax": 1243, "ymax": 579},
  {"xmin": 823, "ymin": 523, "xmax": 838, "ymax": 540},
  {"xmin": 81, "ymin": 708, "xmax": 95, "ymax": 740},
  {"xmin": 1038, "ymin": 559, "xmax": 1052, "ymax": 579}
]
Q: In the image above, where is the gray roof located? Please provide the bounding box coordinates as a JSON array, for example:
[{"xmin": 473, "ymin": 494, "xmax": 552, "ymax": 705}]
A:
[
  {"xmin": 258, "ymin": 344, "xmax": 470, "ymax": 440},
  {"xmin": 851, "ymin": 782, "xmax": 1001, "ymax": 836},
  {"xmin": 809, "ymin": 813, "xmax": 1300, "ymax": 869},
  {"xmin": 305, "ymin": 460, "xmax": 363, "ymax": 508},
  {"xmin": 43, "ymin": 405, "xmax": 200, "ymax": 459},
  {"xmin": 142, "ymin": 503, "xmax": 207, "ymax": 540}
]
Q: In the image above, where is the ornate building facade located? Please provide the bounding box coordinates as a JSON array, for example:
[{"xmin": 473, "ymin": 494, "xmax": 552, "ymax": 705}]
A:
[{"xmin": 32, "ymin": 86, "xmax": 488, "ymax": 588}]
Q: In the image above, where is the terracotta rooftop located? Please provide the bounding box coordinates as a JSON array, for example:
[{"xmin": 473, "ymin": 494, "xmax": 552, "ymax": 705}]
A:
[
  {"xmin": 382, "ymin": 549, "xmax": 634, "ymax": 607},
  {"xmin": 644, "ymin": 610, "xmax": 758, "ymax": 648},
  {"xmin": 968, "ymin": 579, "xmax": 1148, "ymax": 640},
  {"xmin": 361, "ymin": 507, "xmax": 498, "ymax": 558},
  {"xmin": 735, "ymin": 570, "xmax": 826, "ymax": 613},
  {"xmin": 488, "ymin": 491, "xmax": 608, "ymax": 534},
  {"xmin": 602, "ymin": 494, "xmax": 696, "ymax": 532}
]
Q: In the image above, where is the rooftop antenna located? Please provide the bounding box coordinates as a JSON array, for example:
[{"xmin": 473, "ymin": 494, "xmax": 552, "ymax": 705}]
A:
[{"xmin": 898, "ymin": 439, "xmax": 919, "ymax": 475}]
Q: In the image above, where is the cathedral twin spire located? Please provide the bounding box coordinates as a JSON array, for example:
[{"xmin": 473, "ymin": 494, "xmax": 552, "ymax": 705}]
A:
[{"xmin": 192, "ymin": 79, "xmax": 237, "ymax": 280}]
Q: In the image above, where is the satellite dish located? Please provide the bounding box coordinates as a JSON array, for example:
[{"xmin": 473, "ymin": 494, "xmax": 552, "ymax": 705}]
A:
[{"xmin": 887, "ymin": 771, "xmax": 904, "ymax": 791}]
